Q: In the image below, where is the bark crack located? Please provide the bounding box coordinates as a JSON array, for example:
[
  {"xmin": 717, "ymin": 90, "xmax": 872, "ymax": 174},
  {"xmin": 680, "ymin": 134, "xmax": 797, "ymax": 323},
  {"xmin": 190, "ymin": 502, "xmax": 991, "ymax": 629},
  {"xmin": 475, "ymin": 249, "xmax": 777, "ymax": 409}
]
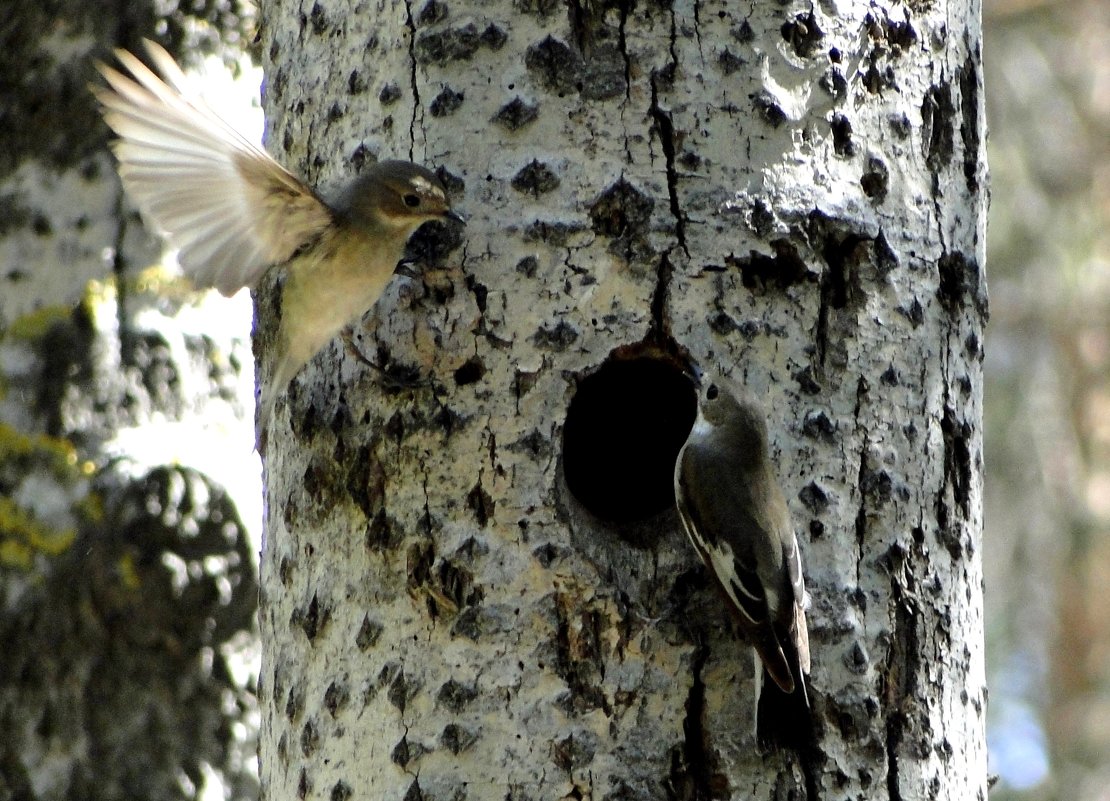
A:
[
  {"xmin": 648, "ymin": 73, "xmax": 688, "ymax": 257},
  {"xmin": 673, "ymin": 643, "xmax": 714, "ymax": 800},
  {"xmin": 853, "ymin": 376, "xmax": 870, "ymax": 588},
  {"xmin": 617, "ymin": 0, "xmax": 633, "ymax": 163},
  {"xmin": 648, "ymin": 250, "xmax": 676, "ymax": 342},
  {"xmin": 403, "ymin": 0, "xmax": 421, "ymax": 161}
]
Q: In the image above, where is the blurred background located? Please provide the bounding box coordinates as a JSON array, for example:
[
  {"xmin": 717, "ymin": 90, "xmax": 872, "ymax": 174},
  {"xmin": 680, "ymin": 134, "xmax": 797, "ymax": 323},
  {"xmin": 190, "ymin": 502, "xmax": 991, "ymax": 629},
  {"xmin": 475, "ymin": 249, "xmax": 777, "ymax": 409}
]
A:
[
  {"xmin": 1, "ymin": 0, "xmax": 1108, "ymax": 797},
  {"xmin": 983, "ymin": 0, "xmax": 1110, "ymax": 797}
]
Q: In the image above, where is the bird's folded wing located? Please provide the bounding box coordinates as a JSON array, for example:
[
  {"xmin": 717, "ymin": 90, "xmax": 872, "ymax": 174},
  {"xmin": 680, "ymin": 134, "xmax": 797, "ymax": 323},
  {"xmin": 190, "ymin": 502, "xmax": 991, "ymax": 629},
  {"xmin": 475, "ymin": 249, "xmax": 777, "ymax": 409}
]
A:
[
  {"xmin": 93, "ymin": 39, "xmax": 333, "ymax": 296},
  {"xmin": 783, "ymin": 531, "xmax": 811, "ymax": 674}
]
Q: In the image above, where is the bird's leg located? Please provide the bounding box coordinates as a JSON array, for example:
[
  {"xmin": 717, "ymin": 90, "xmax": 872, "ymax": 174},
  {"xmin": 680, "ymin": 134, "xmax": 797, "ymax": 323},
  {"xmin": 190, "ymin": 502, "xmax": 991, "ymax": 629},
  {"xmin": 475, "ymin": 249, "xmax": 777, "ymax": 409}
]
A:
[{"xmin": 340, "ymin": 326, "xmax": 431, "ymax": 390}]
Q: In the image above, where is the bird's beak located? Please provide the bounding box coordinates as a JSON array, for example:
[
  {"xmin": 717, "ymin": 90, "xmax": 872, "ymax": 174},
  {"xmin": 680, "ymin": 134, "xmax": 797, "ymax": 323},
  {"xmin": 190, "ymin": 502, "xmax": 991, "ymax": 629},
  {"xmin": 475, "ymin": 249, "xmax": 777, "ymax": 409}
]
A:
[
  {"xmin": 686, "ymin": 363, "xmax": 705, "ymax": 386},
  {"xmin": 394, "ymin": 259, "xmax": 420, "ymax": 279},
  {"xmin": 443, "ymin": 208, "xmax": 467, "ymax": 225}
]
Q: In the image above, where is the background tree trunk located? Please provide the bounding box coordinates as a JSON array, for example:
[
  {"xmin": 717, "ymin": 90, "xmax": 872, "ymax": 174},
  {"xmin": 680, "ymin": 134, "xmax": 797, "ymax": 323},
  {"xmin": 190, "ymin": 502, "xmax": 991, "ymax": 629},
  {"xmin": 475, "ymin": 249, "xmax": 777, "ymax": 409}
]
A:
[
  {"xmin": 0, "ymin": 8, "xmax": 260, "ymax": 800},
  {"xmin": 258, "ymin": 2, "xmax": 988, "ymax": 800}
]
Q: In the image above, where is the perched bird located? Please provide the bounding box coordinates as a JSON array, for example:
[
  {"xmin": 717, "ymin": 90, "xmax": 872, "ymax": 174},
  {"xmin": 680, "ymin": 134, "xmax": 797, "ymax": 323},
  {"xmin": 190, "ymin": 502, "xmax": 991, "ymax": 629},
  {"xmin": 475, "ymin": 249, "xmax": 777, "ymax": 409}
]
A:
[
  {"xmin": 674, "ymin": 373, "xmax": 812, "ymax": 717},
  {"xmin": 92, "ymin": 39, "xmax": 463, "ymax": 427}
]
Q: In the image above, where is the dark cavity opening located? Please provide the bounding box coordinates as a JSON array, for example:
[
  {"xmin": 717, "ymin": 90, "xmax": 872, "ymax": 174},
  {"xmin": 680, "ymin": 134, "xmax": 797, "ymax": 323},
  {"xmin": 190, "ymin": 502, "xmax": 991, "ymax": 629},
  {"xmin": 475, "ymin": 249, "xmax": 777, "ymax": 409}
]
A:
[{"xmin": 562, "ymin": 353, "xmax": 697, "ymax": 523}]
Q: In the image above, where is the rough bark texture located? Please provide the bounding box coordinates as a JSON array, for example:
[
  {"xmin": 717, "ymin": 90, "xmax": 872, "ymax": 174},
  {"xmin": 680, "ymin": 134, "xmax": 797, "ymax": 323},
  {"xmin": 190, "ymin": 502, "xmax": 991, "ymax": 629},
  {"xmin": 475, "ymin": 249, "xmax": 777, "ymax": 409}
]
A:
[{"xmin": 257, "ymin": 2, "xmax": 988, "ymax": 800}]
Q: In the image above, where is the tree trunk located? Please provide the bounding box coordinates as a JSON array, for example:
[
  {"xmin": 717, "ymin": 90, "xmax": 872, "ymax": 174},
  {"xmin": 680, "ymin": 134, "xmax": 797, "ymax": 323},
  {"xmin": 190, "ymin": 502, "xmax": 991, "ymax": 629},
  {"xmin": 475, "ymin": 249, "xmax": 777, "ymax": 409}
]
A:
[{"xmin": 257, "ymin": 2, "xmax": 989, "ymax": 799}]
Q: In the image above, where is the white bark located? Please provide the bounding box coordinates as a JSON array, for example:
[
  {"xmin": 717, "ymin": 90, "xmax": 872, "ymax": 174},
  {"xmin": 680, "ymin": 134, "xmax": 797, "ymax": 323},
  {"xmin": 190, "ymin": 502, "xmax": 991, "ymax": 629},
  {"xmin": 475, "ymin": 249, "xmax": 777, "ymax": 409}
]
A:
[{"xmin": 258, "ymin": 2, "xmax": 988, "ymax": 800}]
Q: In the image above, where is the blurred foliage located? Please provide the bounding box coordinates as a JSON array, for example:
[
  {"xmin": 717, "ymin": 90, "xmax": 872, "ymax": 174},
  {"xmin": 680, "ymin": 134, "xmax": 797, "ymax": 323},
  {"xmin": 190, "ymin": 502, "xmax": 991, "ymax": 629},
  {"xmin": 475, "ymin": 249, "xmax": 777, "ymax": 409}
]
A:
[
  {"xmin": 983, "ymin": 0, "xmax": 1110, "ymax": 797},
  {"xmin": 0, "ymin": 463, "xmax": 259, "ymax": 801}
]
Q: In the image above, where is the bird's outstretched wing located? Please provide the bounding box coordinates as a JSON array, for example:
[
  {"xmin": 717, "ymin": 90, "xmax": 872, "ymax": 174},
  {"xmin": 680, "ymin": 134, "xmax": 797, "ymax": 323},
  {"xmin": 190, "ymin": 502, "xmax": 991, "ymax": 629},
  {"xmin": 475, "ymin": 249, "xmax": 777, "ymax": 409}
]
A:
[{"xmin": 93, "ymin": 39, "xmax": 333, "ymax": 295}]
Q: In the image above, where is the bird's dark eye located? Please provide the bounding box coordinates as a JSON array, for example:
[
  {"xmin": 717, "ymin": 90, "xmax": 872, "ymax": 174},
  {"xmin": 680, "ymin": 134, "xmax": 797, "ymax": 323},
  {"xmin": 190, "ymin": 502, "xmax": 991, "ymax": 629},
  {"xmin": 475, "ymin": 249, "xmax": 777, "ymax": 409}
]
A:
[
  {"xmin": 403, "ymin": 194, "xmax": 421, "ymax": 208},
  {"xmin": 706, "ymin": 384, "xmax": 719, "ymax": 401}
]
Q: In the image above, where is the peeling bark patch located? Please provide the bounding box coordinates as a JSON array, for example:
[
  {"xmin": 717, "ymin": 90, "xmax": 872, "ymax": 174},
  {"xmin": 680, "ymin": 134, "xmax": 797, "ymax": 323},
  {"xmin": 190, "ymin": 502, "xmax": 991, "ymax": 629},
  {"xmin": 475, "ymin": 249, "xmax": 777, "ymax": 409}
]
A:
[
  {"xmin": 408, "ymin": 539, "xmax": 483, "ymax": 618},
  {"xmin": 308, "ymin": 2, "xmax": 328, "ymax": 35},
  {"xmin": 417, "ymin": 0, "xmax": 448, "ymax": 25},
  {"xmin": 515, "ymin": 256, "xmax": 539, "ymax": 277},
  {"xmin": 453, "ymin": 356, "xmax": 486, "ymax": 385},
  {"xmin": 286, "ymin": 685, "xmax": 306, "ymax": 722},
  {"xmin": 531, "ymin": 320, "xmax": 579, "ymax": 350},
  {"xmin": 862, "ymin": 156, "xmax": 890, "ymax": 201},
  {"xmin": 355, "ymin": 615, "xmax": 383, "ymax": 650},
  {"xmin": 437, "ymin": 678, "xmax": 479, "ymax": 712},
  {"xmin": 936, "ymin": 252, "xmax": 988, "ymax": 320},
  {"xmin": 380, "ymin": 82, "xmax": 402, "ymax": 104},
  {"xmin": 367, "ymin": 509, "xmax": 403, "ymax": 551},
  {"xmin": 414, "ymin": 23, "xmax": 481, "ymax": 65},
  {"xmin": 820, "ymin": 66, "xmax": 848, "ymax": 99},
  {"xmin": 511, "ymin": 160, "xmax": 561, "ymax": 195},
  {"xmin": 441, "ymin": 723, "xmax": 479, "ymax": 754},
  {"xmin": 942, "ymin": 406, "xmax": 973, "ymax": 515},
  {"xmin": 862, "ymin": 467, "xmax": 895, "ymax": 504},
  {"xmin": 493, "ymin": 96, "xmax": 539, "ymax": 130},
  {"xmin": 726, "ymin": 241, "xmax": 811, "ymax": 291},
  {"xmin": 392, "ymin": 735, "xmax": 428, "ymax": 767},
  {"xmin": 553, "ymin": 590, "xmax": 609, "ymax": 713},
  {"xmin": 793, "ymin": 365, "xmax": 823, "ymax": 395},
  {"xmin": 466, "ymin": 481, "xmax": 495, "ymax": 526},
  {"xmin": 782, "ymin": 11, "xmax": 824, "ymax": 58},
  {"xmin": 588, "ymin": 179, "xmax": 654, "ymax": 256},
  {"xmin": 897, "ymin": 297, "xmax": 925, "ymax": 328},
  {"xmin": 386, "ymin": 667, "xmax": 419, "ymax": 712},
  {"xmin": 922, "ymin": 83, "xmax": 956, "ymax": 175},
  {"xmin": 300, "ymin": 718, "xmax": 320, "ymax": 757},
  {"xmin": 831, "ymin": 113, "xmax": 855, "ymax": 156},
  {"xmin": 959, "ymin": 51, "xmax": 982, "ymax": 193},
  {"xmin": 525, "ymin": 36, "xmax": 584, "ymax": 94},
  {"xmin": 750, "ymin": 91, "xmax": 787, "ymax": 128},
  {"xmin": 718, "ymin": 49, "xmax": 746, "ymax": 75},
  {"xmin": 292, "ymin": 592, "xmax": 330, "ymax": 642},
  {"xmin": 870, "ymin": 12, "xmax": 918, "ymax": 50},
  {"xmin": 324, "ymin": 680, "xmax": 350, "ymax": 717},
  {"xmin": 802, "ymin": 410, "xmax": 837, "ymax": 441},
  {"xmin": 344, "ymin": 441, "xmax": 385, "ymax": 520},
  {"xmin": 799, "ymin": 481, "xmax": 830, "ymax": 513},
  {"xmin": 403, "ymin": 779, "xmax": 425, "ymax": 801},
  {"xmin": 430, "ymin": 87, "xmax": 464, "ymax": 117},
  {"xmin": 581, "ymin": 42, "xmax": 629, "ymax": 100},
  {"xmin": 553, "ymin": 732, "xmax": 598, "ymax": 772},
  {"xmin": 348, "ymin": 70, "xmax": 368, "ymax": 95},
  {"xmin": 481, "ymin": 24, "xmax": 508, "ymax": 49}
]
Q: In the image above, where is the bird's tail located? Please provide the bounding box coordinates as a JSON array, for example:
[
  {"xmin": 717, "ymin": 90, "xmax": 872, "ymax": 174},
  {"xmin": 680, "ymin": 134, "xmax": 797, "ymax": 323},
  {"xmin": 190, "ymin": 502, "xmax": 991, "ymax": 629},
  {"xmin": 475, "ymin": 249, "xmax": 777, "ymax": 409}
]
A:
[
  {"xmin": 255, "ymin": 351, "xmax": 297, "ymax": 453},
  {"xmin": 756, "ymin": 614, "xmax": 814, "ymax": 752}
]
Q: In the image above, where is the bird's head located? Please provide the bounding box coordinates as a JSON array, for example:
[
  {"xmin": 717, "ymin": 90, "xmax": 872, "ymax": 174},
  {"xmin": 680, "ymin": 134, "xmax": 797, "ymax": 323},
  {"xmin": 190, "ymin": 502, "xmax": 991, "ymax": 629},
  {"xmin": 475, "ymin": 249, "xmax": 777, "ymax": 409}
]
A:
[
  {"xmin": 334, "ymin": 160, "xmax": 464, "ymax": 233},
  {"xmin": 692, "ymin": 371, "xmax": 770, "ymax": 446}
]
